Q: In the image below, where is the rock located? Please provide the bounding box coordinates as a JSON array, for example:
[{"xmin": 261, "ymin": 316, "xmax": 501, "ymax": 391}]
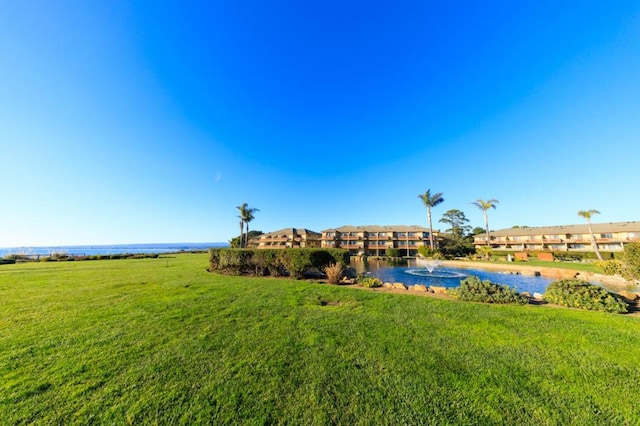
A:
[
  {"xmin": 430, "ymin": 286, "xmax": 448, "ymax": 295},
  {"xmin": 520, "ymin": 291, "xmax": 531, "ymax": 298},
  {"xmin": 343, "ymin": 268, "xmax": 358, "ymax": 279},
  {"xmin": 618, "ymin": 290, "xmax": 640, "ymax": 302},
  {"xmin": 533, "ymin": 292, "xmax": 544, "ymax": 300},
  {"xmin": 392, "ymin": 282, "xmax": 407, "ymax": 290},
  {"xmin": 383, "ymin": 282, "xmax": 393, "ymax": 289},
  {"xmin": 411, "ymin": 284, "xmax": 427, "ymax": 292}
]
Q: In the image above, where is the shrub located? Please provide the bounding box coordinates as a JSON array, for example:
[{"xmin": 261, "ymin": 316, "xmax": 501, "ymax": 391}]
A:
[
  {"xmin": 543, "ymin": 279, "xmax": 628, "ymax": 314},
  {"xmin": 0, "ymin": 258, "xmax": 16, "ymax": 265},
  {"xmin": 358, "ymin": 276, "xmax": 383, "ymax": 288},
  {"xmin": 385, "ymin": 248, "xmax": 401, "ymax": 258},
  {"xmin": 208, "ymin": 248, "xmax": 350, "ymax": 279},
  {"xmin": 449, "ymin": 276, "xmax": 528, "ymax": 305},
  {"xmin": 622, "ymin": 242, "xmax": 640, "ymax": 281},
  {"xmin": 324, "ymin": 263, "xmax": 344, "ymax": 284},
  {"xmin": 475, "ymin": 246, "xmax": 492, "ymax": 260},
  {"xmin": 417, "ymin": 246, "xmax": 443, "ymax": 259},
  {"xmin": 596, "ymin": 260, "xmax": 623, "ymax": 276}
]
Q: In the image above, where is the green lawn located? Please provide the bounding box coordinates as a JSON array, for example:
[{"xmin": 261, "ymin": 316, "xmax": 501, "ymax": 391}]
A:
[{"xmin": 2, "ymin": 254, "xmax": 640, "ymax": 424}]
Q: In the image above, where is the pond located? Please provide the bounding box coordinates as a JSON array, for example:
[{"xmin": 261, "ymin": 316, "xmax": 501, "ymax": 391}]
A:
[{"xmin": 351, "ymin": 258, "xmax": 554, "ymax": 295}]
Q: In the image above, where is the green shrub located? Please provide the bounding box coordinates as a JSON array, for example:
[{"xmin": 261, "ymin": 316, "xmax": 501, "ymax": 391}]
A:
[
  {"xmin": 417, "ymin": 246, "xmax": 444, "ymax": 259},
  {"xmin": 543, "ymin": 279, "xmax": 628, "ymax": 313},
  {"xmin": 385, "ymin": 248, "xmax": 401, "ymax": 258},
  {"xmin": 208, "ymin": 248, "xmax": 350, "ymax": 279},
  {"xmin": 449, "ymin": 276, "xmax": 528, "ymax": 305},
  {"xmin": 596, "ymin": 260, "xmax": 624, "ymax": 276},
  {"xmin": 358, "ymin": 276, "xmax": 383, "ymax": 288},
  {"xmin": 0, "ymin": 258, "xmax": 16, "ymax": 265},
  {"xmin": 622, "ymin": 242, "xmax": 640, "ymax": 281}
]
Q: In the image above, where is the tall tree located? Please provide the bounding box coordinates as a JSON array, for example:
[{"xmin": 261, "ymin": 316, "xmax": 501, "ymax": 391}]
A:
[
  {"xmin": 236, "ymin": 203, "xmax": 259, "ymax": 248},
  {"xmin": 243, "ymin": 207, "xmax": 259, "ymax": 248},
  {"xmin": 578, "ymin": 209, "xmax": 603, "ymax": 261},
  {"xmin": 472, "ymin": 198, "xmax": 499, "ymax": 246},
  {"xmin": 439, "ymin": 209, "xmax": 471, "ymax": 241},
  {"xmin": 418, "ymin": 190, "xmax": 444, "ymax": 250}
]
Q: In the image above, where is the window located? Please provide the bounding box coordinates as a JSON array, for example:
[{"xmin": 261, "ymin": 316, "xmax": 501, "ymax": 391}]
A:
[
  {"xmin": 397, "ymin": 232, "xmax": 407, "ymax": 237},
  {"xmin": 408, "ymin": 232, "xmax": 416, "ymax": 237},
  {"xmin": 600, "ymin": 233, "xmax": 613, "ymax": 239}
]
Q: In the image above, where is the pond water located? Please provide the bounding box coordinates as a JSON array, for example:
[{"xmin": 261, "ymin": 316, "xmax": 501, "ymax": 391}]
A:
[{"xmin": 351, "ymin": 259, "xmax": 554, "ymax": 294}]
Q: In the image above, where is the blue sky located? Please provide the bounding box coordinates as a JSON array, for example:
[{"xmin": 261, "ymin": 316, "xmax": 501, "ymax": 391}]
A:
[{"xmin": 1, "ymin": 1, "xmax": 639, "ymax": 247}]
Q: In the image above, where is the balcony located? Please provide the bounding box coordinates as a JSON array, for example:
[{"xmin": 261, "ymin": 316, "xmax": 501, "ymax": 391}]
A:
[
  {"xmin": 264, "ymin": 237, "xmax": 289, "ymax": 242},
  {"xmin": 368, "ymin": 244, "xmax": 388, "ymax": 249}
]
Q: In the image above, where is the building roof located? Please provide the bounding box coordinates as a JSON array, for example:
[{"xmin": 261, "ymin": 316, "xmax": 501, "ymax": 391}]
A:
[
  {"xmin": 256, "ymin": 228, "xmax": 321, "ymax": 238},
  {"xmin": 321, "ymin": 225, "xmax": 432, "ymax": 233},
  {"xmin": 476, "ymin": 221, "xmax": 640, "ymax": 238}
]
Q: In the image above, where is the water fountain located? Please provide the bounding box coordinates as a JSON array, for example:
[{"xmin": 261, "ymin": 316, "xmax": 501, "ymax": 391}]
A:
[{"xmin": 406, "ymin": 258, "xmax": 468, "ymax": 279}]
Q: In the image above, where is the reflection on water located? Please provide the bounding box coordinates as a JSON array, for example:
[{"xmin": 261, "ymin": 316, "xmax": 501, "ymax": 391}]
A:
[{"xmin": 350, "ymin": 258, "xmax": 553, "ymax": 294}]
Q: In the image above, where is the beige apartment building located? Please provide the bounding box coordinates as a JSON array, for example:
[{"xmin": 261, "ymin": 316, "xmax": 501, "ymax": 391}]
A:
[
  {"xmin": 321, "ymin": 225, "xmax": 438, "ymax": 256},
  {"xmin": 473, "ymin": 221, "xmax": 640, "ymax": 252},
  {"xmin": 249, "ymin": 228, "xmax": 322, "ymax": 249}
]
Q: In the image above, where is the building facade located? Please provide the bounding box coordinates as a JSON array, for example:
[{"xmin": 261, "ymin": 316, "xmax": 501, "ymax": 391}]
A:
[
  {"xmin": 473, "ymin": 221, "xmax": 640, "ymax": 252},
  {"xmin": 321, "ymin": 225, "xmax": 438, "ymax": 256},
  {"xmin": 249, "ymin": 228, "xmax": 322, "ymax": 249}
]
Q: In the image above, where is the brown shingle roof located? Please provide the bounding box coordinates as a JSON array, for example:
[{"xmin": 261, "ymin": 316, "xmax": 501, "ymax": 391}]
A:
[
  {"xmin": 258, "ymin": 228, "xmax": 321, "ymax": 238},
  {"xmin": 476, "ymin": 221, "xmax": 640, "ymax": 238},
  {"xmin": 321, "ymin": 225, "xmax": 432, "ymax": 233}
]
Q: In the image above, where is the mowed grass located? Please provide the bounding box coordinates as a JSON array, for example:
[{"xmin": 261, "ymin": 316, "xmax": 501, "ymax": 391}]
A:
[{"xmin": 2, "ymin": 254, "xmax": 640, "ymax": 424}]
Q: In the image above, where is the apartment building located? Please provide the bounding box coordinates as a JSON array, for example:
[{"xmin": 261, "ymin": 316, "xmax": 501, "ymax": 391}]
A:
[
  {"xmin": 321, "ymin": 225, "xmax": 437, "ymax": 256},
  {"xmin": 249, "ymin": 228, "xmax": 322, "ymax": 249},
  {"xmin": 473, "ymin": 221, "xmax": 640, "ymax": 252}
]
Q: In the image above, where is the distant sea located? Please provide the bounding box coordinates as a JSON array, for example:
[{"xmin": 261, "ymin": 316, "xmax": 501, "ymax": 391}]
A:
[{"xmin": 0, "ymin": 242, "xmax": 228, "ymax": 257}]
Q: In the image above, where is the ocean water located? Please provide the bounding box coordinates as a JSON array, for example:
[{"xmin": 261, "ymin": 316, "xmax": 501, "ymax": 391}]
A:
[{"xmin": 0, "ymin": 242, "xmax": 228, "ymax": 257}]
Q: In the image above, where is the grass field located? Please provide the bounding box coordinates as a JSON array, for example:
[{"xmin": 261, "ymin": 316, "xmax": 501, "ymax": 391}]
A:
[{"xmin": 2, "ymin": 254, "xmax": 640, "ymax": 424}]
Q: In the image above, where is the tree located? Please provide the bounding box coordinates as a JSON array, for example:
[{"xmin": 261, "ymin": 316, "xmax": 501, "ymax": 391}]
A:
[
  {"xmin": 439, "ymin": 209, "xmax": 471, "ymax": 241},
  {"xmin": 230, "ymin": 230, "xmax": 263, "ymax": 248},
  {"xmin": 578, "ymin": 209, "xmax": 603, "ymax": 261},
  {"xmin": 472, "ymin": 198, "xmax": 499, "ymax": 246},
  {"xmin": 236, "ymin": 203, "xmax": 259, "ymax": 248},
  {"xmin": 418, "ymin": 190, "xmax": 444, "ymax": 250},
  {"xmin": 471, "ymin": 227, "xmax": 485, "ymax": 236}
]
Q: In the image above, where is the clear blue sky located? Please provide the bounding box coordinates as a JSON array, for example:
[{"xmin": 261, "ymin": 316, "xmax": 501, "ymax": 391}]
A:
[{"xmin": 1, "ymin": 1, "xmax": 639, "ymax": 247}]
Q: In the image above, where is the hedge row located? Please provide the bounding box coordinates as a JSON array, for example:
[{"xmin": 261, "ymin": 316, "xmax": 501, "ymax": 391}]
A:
[
  {"xmin": 0, "ymin": 258, "xmax": 16, "ymax": 265},
  {"xmin": 208, "ymin": 248, "xmax": 350, "ymax": 279}
]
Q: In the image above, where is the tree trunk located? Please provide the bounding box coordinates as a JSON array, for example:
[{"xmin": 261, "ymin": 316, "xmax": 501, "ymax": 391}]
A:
[
  {"xmin": 484, "ymin": 211, "xmax": 490, "ymax": 246},
  {"xmin": 587, "ymin": 220, "xmax": 603, "ymax": 261},
  {"xmin": 239, "ymin": 221, "xmax": 245, "ymax": 248},
  {"xmin": 428, "ymin": 208, "xmax": 434, "ymax": 250}
]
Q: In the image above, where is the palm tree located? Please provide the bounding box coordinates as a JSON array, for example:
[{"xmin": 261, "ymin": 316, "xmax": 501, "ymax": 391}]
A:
[
  {"xmin": 237, "ymin": 216, "xmax": 245, "ymax": 248},
  {"xmin": 472, "ymin": 198, "xmax": 499, "ymax": 246},
  {"xmin": 578, "ymin": 209, "xmax": 603, "ymax": 261},
  {"xmin": 236, "ymin": 203, "xmax": 259, "ymax": 248},
  {"xmin": 243, "ymin": 208, "xmax": 259, "ymax": 248},
  {"xmin": 418, "ymin": 190, "xmax": 444, "ymax": 250}
]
